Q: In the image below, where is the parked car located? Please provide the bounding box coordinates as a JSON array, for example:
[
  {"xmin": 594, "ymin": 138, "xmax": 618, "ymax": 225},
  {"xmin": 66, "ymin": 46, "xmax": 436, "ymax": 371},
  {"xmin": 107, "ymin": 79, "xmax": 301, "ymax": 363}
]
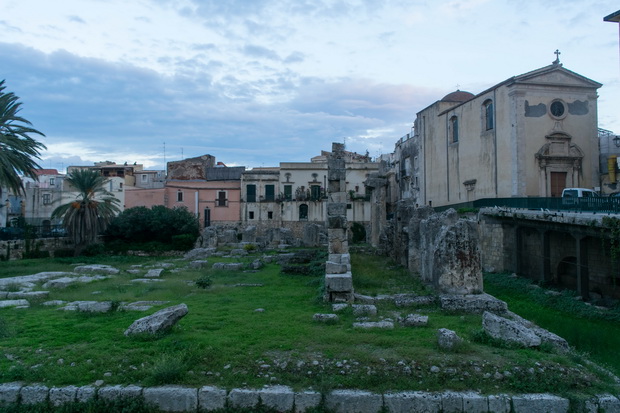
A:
[{"xmin": 561, "ymin": 188, "xmax": 600, "ymax": 207}]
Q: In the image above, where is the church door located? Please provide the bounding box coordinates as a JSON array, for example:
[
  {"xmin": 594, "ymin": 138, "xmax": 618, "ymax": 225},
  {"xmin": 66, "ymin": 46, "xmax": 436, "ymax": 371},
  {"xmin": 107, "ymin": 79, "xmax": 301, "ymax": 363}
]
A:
[{"xmin": 550, "ymin": 172, "xmax": 567, "ymax": 197}]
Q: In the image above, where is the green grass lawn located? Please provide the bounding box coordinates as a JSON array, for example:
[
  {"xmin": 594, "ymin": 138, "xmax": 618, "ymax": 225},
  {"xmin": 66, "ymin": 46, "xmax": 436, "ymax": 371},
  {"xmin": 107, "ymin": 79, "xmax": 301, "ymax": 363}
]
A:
[
  {"xmin": 484, "ymin": 272, "xmax": 620, "ymax": 378},
  {"xmin": 0, "ymin": 251, "xmax": 618, "ymax": 399}
]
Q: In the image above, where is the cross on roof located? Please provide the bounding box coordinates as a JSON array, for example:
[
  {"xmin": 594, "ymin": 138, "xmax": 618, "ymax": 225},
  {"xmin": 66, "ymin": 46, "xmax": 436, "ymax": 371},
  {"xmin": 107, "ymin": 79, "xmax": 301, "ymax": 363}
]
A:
[{"xmin": 553, "ymin": 49, "xmax": 561, "ymax": 64}]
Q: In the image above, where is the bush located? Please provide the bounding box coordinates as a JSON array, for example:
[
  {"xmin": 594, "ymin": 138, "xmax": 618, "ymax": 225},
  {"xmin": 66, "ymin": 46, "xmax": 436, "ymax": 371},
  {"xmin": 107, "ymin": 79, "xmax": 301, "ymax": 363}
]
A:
[
  {"xmin": 195, "ymin": 275, "xmax": 213, "ymax": 289},
  {"xmin": 82, "ymin": 243, "xmax": 106, "ymax": 257},
  {"xmin": 53, "ymin": 248, "xmax": 75, "ymax": 258},
  {"xmin": 105, "ymin": 206, "xmax": 199, "ymax": 251},
  {"xmin": 171, "ymin": 234, "xmax": 196, "ymax": 251}
]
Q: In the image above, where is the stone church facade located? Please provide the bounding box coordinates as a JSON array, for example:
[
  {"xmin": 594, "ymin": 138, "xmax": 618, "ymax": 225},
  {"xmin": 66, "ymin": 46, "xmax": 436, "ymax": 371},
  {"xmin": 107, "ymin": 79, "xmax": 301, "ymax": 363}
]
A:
[{"xmin": 408, "ymin": 60, "xmax": 601, "ymax": 208}]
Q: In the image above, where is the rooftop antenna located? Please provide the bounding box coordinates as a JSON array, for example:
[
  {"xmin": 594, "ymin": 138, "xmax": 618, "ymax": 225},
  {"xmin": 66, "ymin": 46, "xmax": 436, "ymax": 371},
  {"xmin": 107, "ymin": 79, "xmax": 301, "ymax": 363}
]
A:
[{"xmin": 163, "ymin": 142, "xmax": 166, "ymax": 174}]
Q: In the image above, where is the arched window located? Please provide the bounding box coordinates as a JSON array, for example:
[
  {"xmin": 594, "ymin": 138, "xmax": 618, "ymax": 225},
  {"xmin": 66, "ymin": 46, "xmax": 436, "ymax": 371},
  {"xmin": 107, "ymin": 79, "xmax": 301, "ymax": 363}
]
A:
[
  {"xmin": 299, "ymin": 204, "xmax": 308, "ymax": 220},
  {"xmin": 483, "ymin": 99, "xmax": 494, "ymax": 130},
  {"xmin": 450, "ymin": 116, "xmax": 459, "ymax": 143}
]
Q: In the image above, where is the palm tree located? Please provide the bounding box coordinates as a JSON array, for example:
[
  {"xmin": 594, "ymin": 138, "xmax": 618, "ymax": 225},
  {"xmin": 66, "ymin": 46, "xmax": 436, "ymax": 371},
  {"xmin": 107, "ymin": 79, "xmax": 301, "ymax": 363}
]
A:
[
  {"xmin": 0, "ymin": 80, "xmax": 46, "ymax": 194},
  {"xmin": 52, "ymin": 169, "xmax": 120, "ymax": 255}
]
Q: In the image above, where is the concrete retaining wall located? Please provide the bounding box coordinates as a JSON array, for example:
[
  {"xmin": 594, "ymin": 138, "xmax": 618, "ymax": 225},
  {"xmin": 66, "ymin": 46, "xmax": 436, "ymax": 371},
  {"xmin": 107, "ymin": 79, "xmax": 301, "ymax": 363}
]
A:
[{"xmin": 1, "ymin": 382, "xmax": 618, "ymax": 412}]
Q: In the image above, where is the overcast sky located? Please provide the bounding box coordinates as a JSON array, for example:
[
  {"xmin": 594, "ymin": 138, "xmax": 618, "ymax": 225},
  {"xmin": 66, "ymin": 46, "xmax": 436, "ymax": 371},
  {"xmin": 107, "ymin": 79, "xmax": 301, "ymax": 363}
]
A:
[{"xmin": 2, "ymin": 0, "xmax": 619, "ymax": 172}]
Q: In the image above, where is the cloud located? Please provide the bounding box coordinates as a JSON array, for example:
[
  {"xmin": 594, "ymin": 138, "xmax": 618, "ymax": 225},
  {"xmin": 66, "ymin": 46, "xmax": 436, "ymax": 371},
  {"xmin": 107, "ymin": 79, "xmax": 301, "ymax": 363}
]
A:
[
  {"xmin": 68, "ymin": 15, "xmax": 86, "ymax": 24},
  {"xmin": 242, "ymin": 44, "xmax": 281, "ymax": 61},
  {"xmin": 1, "ymin": 42, "xmax": 427, "ymax": 169}
]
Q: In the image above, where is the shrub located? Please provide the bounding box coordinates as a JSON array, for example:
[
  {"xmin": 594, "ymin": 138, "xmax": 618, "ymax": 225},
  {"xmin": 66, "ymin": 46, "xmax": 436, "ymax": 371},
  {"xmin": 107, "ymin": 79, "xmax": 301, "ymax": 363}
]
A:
[
  {"xmin": 53, "ymin": 248, "xmax": 75, "ymax": 258},
  {"xmin": 195, "ymin": 275, "xmax": 213, "ymax": 289},
  {"xmin": 244, "ymin": 243, "xmax": 257, "ymax": 252},
  {"xmin": 82, "ymin": 243, "xmax": 106, "ymax": 257},
  {"xmin": 105, "ymin": 205, "xmax": 199, "ymax": 251},
  {"xmin": 171, "ymin": 234, "xmax": 196, "ymax": 251},
  {"xmin": 146, "ymin": 355, "xmax": 186, "ymax": 385}
]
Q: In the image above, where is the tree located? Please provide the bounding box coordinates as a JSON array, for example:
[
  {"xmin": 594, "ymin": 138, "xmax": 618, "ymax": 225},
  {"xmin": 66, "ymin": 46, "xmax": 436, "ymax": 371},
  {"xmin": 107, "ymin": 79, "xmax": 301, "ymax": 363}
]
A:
[
  {"xmin": 52, "ymin": 169, "xmax": 120, "ymax": 255},
  {"xmin": 104, "ymin": 205, "xmax": 199, "ymax": 251},
  {"xmin": 0, "ymin": 80, "xmax": 46, "ymax": 194}
]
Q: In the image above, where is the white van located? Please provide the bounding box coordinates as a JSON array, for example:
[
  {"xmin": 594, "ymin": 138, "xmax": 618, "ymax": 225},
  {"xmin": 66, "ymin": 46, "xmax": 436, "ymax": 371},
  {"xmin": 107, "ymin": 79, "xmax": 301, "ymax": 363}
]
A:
[{"xmin": 561, "ymin": 188, "xmax": 599, "ymax": 205}]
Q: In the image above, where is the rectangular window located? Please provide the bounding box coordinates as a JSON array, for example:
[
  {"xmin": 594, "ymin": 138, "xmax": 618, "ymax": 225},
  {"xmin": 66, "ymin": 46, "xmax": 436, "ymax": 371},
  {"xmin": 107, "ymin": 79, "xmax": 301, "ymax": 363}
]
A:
[
  {"xmin": 247, "ymin": 184, "xmax": 256, "ymax": 202},
  {"xmin": 49, "ymin": 178, "xmax": 55, "ymax": 186},
  {"xmin": 310, "ymin": 185, "xmax": 321, "ymax": 201},
  {"xmin": 42, "ymin": 193, "xmax": 51, "ymax": 205},
  {"xmin": 451, "ymin": 116, "xmax": 459, "ymax": 143},
  {"xmin": 249, "ymin": 211, "xmax": 255, "ymax": 219},
  {"xmin": 283, "ymin": 185, "xmax": 292, "ymax": 201},
  {"xmin": 177, "ymin": 191, "xmax": 184, "ymax": 202},
  {"xmin": 265, "ymin": 184, "xmax": 275, "ymax": 201},
  {"xmin": 217, "ymin": 191, "xmax": 227, "ymax": 207},
  {"xmin": 267, "ymin": 211, "xmax": 273, "ymax": 219},
  {"xmin": 141, "ymin": 174, "xmax": 148, "ymax": 182}
]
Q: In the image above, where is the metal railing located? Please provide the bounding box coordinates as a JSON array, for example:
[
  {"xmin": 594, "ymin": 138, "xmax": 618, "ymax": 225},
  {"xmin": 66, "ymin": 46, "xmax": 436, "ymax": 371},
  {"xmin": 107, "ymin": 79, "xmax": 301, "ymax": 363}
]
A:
[
  {"xmin": 433, "ymin": 197, "xmax": 620, "ymax": 214},
  {"xmin": 0, "ymin": 225, "xmax": 68, "ymax": 241}
]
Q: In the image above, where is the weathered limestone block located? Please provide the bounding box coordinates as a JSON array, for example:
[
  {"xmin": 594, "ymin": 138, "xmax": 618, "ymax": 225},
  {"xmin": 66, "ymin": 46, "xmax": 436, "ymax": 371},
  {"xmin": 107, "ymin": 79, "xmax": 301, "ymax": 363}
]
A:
[
  {"xmin": 384, "ymin": 391, "xmax": 442, "ymax": 413},
  {"xmin": 400, "ymin": 314, "xmax": 429, "ymax": 327},
  {"xmin": 211, "ymin": 263, "xmax": 244, "ymax": 271},
  {"xmin": 228, "ymin": 388, "xmax": 259, "ymax": 409},
  {"xmin": 506, "ymin": 311, "xmax": 569, "ymax": 353},
  {"xmin": 74, "ymin": 264, "xmax": 120, "ymax": 275},
  {"xmin": 439, "ymin": 293, "xmax": 507, "ymax": 314},
  {"xmin": 313, "ymin": 313, "xmax": 339, "ymax": 322},
  {"xmin": 294, "ymin": 390, "xmax": 322, "ymax": 413},
  {"xmin": 76, "ymin": 386, "xmax": 96, "ymax": 403},
  {"xmin": 0, "ymin": 299, "xmax": 29, "ymax": 308},
  {"xmin": 353, "ymin": 321, "xmax": 394, "ymax": 329},
  {"xmin": 98, "ymin": 385, "xmax": 142, "ymax": 401},
  {"xmin": 49, "ymin": 385, "xmax": 77, "ymax": 406},
  {"xmin": 325, "ymin": 389, "xmax": 383, "ymax": 413},
  {"xmin": 482, "ymin": 311, "xmax": 542, "ymax": 347},
  {"xmin": 198, "ymin": 386, "xmax": 227, "ymax": 411},
  {"xmin": 144, "ymin": 268, "xmax": 164, "ymax": 278},
  {"xmin": 511, "ymin": 394, "xmax": 570, "ymax": 413},
  {"xmin": 60, "ymin": 301, "xmax": 112, "ymax": 313},
  {"xmin": 7, "ymin": 291, "xmax": 49, "ymax": 300},
  {"xmin": 461, "ymin": 391, "xmax": 489, "ymax": 412},
  {"xmin": 143, "ymin": 386, "xmax": 197, "ymax": 412},
  {"xmin": 328, "ymin": 229, "xmax": 348, "ymax": 254},
  {"xmin": 352, "ymin": 304, "xmax": 377, "ymax": 317},
  {"xmin": 302, "ymin": 223, "xmax": 324, "ymax": 247},
  {"xmin": 242, "ymin": 226, "xmax": 257, "ymax": 243},
  {"xmin": 184, "ymin": 247, "xmax": 217, "ymax": 260},
  {"xmin": 407, "ymin": 206, "xmax": 436, "ymax": 271},
  {"xmin": 43, "ymin": 277, "xmax": 76, "ymax": 289},
  {"xmin": 325, "ymin": 273, "xmax": 353, "ymax": 292},
  {"xmin": 0, "ymin": 382, "xmax": 21, "ymax": 405},
  {"xmin": 20, "ymin": 384, "xmax": 49, "ymax": 405},
  {"xmin": 418, "ymin": 209, "xmax": 483, "ymax": 294},
  {"xmin": 394, "ymin": 294, "xmax": 437, "ymax": 307},
  {"xmin": 230, "ymin": 249, "xmax": 249, "ymax": 257},
  {"xmin": 487, "ymin": 394, "xmax": 511, "ymax": 413},
  {"xmin": 328, "ymin": 215, "xmax": 347, "ymax": 229},
  {"xmin": 326, "ymin": 261, "xmax": 349, "ymax": 274},
  {"xmin": 220, "ymin": 229, "xmax": 238, "ymax": 244},
  {"xmin": 437, "ymin": 328, "xmax": 463, "ymax": 350},
  {"xmin": 258, "ymin": 386, "xmax": 294, "ymax": 412},
  {"xmin": 595, "ymin": 395, "xmax": 620, "ymax": 412},
  {"xmin": 124, "ymin": 303, "xmax": 188, "ymax": 336},
  {"xmin": 189, "ymin": 260, "xmax": 209, "ymax": 269},
  {"xmin": 327, "ymin": 203, "xmax": 347, "ymax": 218}
]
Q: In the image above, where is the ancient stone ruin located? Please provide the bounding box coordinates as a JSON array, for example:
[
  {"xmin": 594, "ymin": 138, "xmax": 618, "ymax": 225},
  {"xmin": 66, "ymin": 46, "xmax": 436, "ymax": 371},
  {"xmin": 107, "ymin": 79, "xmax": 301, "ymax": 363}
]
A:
[{"xmin": 324, "ymin": 143, "xmax": 354, "ymax": 302}]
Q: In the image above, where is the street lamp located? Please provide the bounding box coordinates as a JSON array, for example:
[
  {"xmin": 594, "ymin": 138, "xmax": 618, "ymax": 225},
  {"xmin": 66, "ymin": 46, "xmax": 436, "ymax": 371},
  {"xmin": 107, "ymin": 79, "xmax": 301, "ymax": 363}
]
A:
[{"xmin": 614, "ymin": 135, "xmax": 620, "ymax": 147}]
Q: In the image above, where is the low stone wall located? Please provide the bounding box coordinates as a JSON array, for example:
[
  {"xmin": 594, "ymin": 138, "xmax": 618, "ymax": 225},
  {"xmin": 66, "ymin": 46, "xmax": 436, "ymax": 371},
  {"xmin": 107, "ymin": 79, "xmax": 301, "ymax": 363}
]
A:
[
  {"xmin": 0, "ymin": 237, "xmax": 73, "ymax": 260},
  {"xmin": 1, "ymin": 382, "xmax": 616, "ymax": 412}
]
